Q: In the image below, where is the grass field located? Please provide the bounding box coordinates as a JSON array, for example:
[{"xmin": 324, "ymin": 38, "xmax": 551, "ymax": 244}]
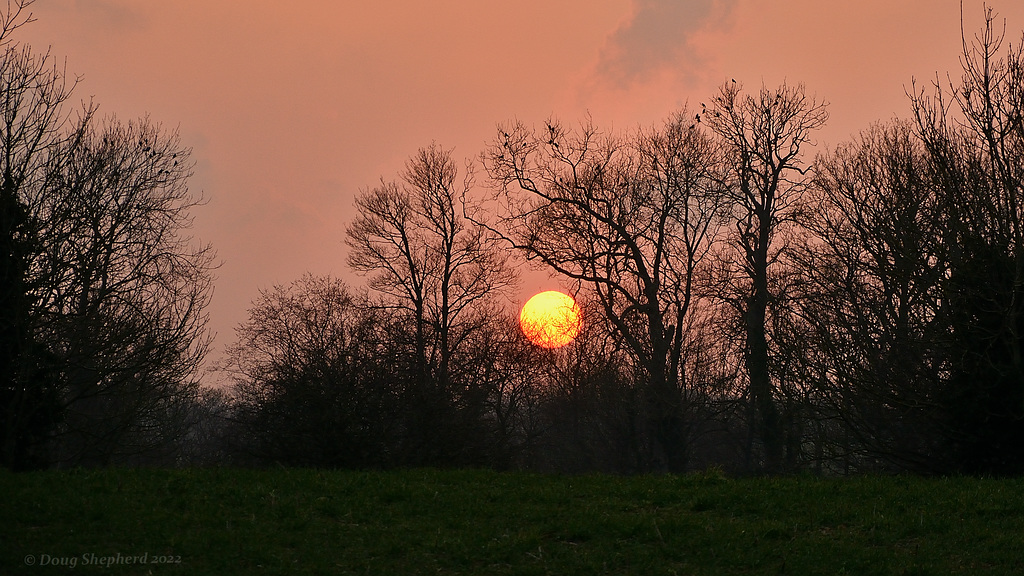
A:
[{"xmin": 2, "ymin": 467, "xmax": 1024, "ymax": 575}]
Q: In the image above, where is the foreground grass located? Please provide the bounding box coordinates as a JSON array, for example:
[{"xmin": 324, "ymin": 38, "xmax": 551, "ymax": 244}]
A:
[{"xmin": 2, "ymin": 468, "xmax": 1023, "ymax": 575}]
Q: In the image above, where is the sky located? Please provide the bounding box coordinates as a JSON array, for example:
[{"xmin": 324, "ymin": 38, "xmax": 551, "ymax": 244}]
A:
[{"xmin": 15, "ymin": 0, "xmax": 1024, "ymax": 384}]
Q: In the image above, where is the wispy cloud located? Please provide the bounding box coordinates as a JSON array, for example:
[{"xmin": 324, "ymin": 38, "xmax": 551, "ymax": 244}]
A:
[{"xmin": 593, "ymin": 0, "xmax": 737, "ymax": 88}]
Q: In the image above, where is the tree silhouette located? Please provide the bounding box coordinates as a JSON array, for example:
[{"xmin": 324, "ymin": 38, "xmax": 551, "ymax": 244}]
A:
[
  {"xmin": 703, "ymin": 81, "xmax": 827, "ymax": 473},
  {"xmin": 0, "ymin": 1, "xmax": 80, "ymax": 469},
  {"xmin": 798, "ymin": 121, "xmax": 947, "ymax": 472},
  {"xmin": 346, "ymin": 143, "xmax": 515, "ymax": 464},
  {"xmin": 33, "ymin": 117, "xmax": 215, "ymax": 466},
  {"xmin": 0, "ymin": 3, "xmax": 215, "ymax": 467},
  {"xmin": 907, "ymin": 6, "xmax": 1024, "ymax": 473},
  {"xmin": 483, "ymin": 111, "xmax": 727, "ymax": 472},
  {"xmin": 223, "ymin": 275, "xmax": 399, "ymax": 467}
]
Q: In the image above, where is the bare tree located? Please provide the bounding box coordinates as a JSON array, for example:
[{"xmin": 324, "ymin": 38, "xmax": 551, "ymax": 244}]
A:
[
  {"xmin": 0, "ymin": 0, "xmax": 83, "ymax": 469},
  {"xmin": 482, "ymin": 111, "xmax": 726, "ymax": 471},
  {"xmin": 703, "ymin": 81, "xmax": 827, "ymax": 473},
  {"xmin": 905, "ymin": 5, "xmax": 1024, "ymax": 473},
  {"xmin": 795, "ymin": 120, "xmax": 948, "ymax": 472},
  {"xmin": 0, "ymin": 0, "xmax": 33, "ymax": 46},
  {"xmin": 785, "ymin": 7, "xmax": 1024, "ymax": 475},
  {"xmin": 346, "ymin": 143, "xmax": 515, "ymax": 464},
  {"xmin": 26, "ymin": 117, "xmax": 216, "ymax": 466},
  {"xmin": 222, "ymin": 275, "xmax": 399, "ymax": 467},
  {"xmin": 0, "ymin": 0, "xmax": 216, "ymax": 470}
]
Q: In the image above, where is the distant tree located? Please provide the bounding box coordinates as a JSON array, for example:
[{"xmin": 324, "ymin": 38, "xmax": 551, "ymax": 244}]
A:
[
  {"xmin": 346, "ymin": 143, "xmax": 516, "ymax": 465},
  {"xmin": 528, "ymin": 297, "xmax": 651, "ymax": 473},
  {"xmin": 176, "ymin": 385, "xmax": 234, "ymax": 466},
  {"xmin": 703, "ymin": 81, "xmax": 828, "ymax": 473},
  {"xmin": 482, "ymin": 111, "xmax": 727, "ymax": 472},
  {"xmin": 223, "ymin": 275, "xmax": 399, "ymax": 467},
  {"xmin": 438, "ymin": 307, "xmax": 551, "ymax": 469}
]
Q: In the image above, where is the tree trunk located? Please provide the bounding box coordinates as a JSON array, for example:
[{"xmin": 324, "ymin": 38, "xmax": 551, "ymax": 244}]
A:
[{"xmin": 747, "ymin": 237, "xmax": 782, "ymax": 473}]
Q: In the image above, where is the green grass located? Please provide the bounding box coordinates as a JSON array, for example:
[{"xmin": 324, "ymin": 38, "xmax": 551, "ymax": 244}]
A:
[{"xmin": 2, "ymin": 467, "xmax": 1023, "ymax": 575}]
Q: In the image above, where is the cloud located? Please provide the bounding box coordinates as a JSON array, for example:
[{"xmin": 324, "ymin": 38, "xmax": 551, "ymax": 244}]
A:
[{"xmin": 594, "ymin": 0, "xmax": 737, "ymax": 88}]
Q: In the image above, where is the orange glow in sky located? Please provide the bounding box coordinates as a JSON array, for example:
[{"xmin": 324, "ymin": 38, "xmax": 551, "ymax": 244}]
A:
[{"xmin": 15, "ymin": 0, "xmax": 1024, "ymax": 383}]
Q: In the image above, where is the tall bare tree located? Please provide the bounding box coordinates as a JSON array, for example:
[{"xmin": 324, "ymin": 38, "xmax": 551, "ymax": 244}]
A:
[
  {"xmin": 32, "ymin": 117, "xmax": 215, "ymax": 466},
  {"xmin": 906, "ymin": 6, "xmax": 1024, "ymax": 473},
  {"xmin": 795, "ymin": 120, "xmax": 948, "ymax": 472},
  {"xmin": 0, "ymin": 0, "xmax": 81, "ymax": 469},
  {"xmin": 482, "ymin": 111, "xmax": 727, "ymax": 471},
  {"xmin": 346, "ymin": 143, "xmax": 515, "ymax": 463},
  {"xmin": 703, "ymin": 81, "xmax": 827, "ymax": 472},
  {"xmin": 0, "ymin": 2, "xmax": 216, "ymax": 467}
]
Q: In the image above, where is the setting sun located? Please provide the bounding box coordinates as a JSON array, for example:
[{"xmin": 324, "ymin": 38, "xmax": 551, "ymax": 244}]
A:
[{"xmin": 519, "ymin": 291, "xmax": 582, "ymax": 348}]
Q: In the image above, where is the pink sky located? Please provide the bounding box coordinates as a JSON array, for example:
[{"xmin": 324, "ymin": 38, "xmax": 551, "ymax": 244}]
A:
[{"xmin": 17, "ymin": 1, "xmax": 1024, "ymax": 383}]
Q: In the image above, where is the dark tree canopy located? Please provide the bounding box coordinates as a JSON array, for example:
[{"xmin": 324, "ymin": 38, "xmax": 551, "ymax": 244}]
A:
[{"xmin": 0, "ymin": 3, "xmax": 216, "ymax": 469}]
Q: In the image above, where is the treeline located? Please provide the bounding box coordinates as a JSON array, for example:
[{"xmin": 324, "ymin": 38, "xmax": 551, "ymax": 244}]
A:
[
  {"xmin": 218, "ymin": 8, "xmax": 1024, "ymax": 475},
  {"xmin": 3, "ymin": 3, "xmax": 1024, "ymax": 475}
]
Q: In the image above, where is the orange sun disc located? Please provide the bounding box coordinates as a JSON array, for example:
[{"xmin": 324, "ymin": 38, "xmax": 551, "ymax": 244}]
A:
[{"xmin": 519, "ymin": 291, "xmax": 582, "ymax": 348}]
